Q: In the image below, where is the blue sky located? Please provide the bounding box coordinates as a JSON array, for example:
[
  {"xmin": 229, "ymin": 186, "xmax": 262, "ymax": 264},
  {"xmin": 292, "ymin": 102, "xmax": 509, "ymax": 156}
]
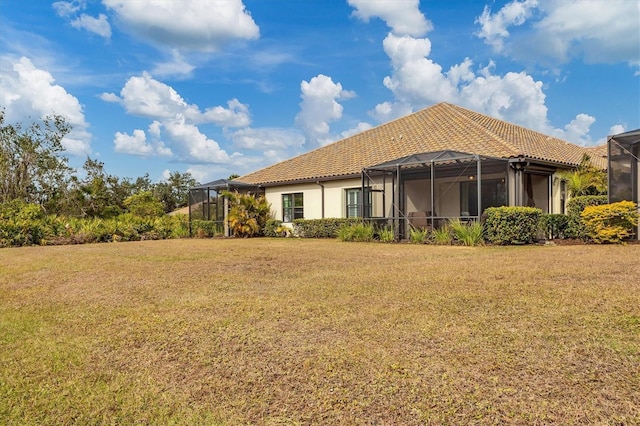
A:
[{"xmin": 1, "ymin": 0, "xmax": 638, "ymax": 184}]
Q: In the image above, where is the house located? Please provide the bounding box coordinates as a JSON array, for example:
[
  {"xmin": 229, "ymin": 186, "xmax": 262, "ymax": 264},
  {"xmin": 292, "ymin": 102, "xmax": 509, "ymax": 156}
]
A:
[{"xmin": 191, "ymin": 102, "xmax": 608, "ymax": 237}]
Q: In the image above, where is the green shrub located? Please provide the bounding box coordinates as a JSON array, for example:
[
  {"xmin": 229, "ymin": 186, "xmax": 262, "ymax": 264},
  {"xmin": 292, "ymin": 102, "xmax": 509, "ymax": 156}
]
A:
[
  {"xmin": 539, "ymin": 214, "xmax": 570, "ymax": 239},
  {"xmin": 581, "ymin": 201, "xmax": 638, "ymax": 244},
  {"xmin": 293, "ymin": 218, "xmax": 361, "ymax": 238},
  {"xmin": 378, "ymin": 226, "xmax": 395, "ymax": 243},
  {"xmin": 565, "ymin": 195, "xmax": 608, "ymax": 239},
  {"xmin": 337, "ymin": 222, "xmax": 374, "ymax": 242},
  {"xmin": 449, "ymin": 219, "xmax": 485, "ymax": 246},
  {"xmin": 191, "ymin": 220, "xmax": 220, "ymax": 238},
  {"xmin": 123, "ymin": 191, "xmax": 165, "ymax": 217},
  {"xmin": 0, "ymin": 200, "xmax": 48, "ymax": 247},
  {"xmin": 430, "ymin": 225, "xmax": 452, "ymax": 245},
  {"xmin": 264, "ymin": 219, "xmax": 289, "ymax": 237},
  {"xmin": 484, "ymin": 206, "xmax": 542, "ymax": 245},
  {"xmin": 223, "ymin": 191, "xmax": 271, "ymax": 238},
  {"xmin": 408, "ymin": 227, "xmax": 428, "ymax": 244}
]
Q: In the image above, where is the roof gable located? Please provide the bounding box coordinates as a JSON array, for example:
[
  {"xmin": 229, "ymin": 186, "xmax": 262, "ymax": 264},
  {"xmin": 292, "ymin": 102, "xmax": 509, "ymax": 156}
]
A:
[{"xmin": 238, "ymin": 102, "xmax": 602, "ymax": 185}]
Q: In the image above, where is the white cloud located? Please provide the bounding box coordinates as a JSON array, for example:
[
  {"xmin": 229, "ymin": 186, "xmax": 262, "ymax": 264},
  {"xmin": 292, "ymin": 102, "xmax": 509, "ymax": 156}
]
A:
[
  {"xmin": 113, "ymin": 127, "xmax": 172, "ymax": 157},
  {"xmin": 162, "ymin": 115, "xmax": 233, "ymax": 164},
  {"xmin": 476, "ymin": 0, "xmax": 640, "ymax": 67},
  {"xmin": 52, "ymin": 1, "xmax": 83, "ymax": 17},
  {"xmin": 348, "ymin": 0, "xmax": 432, "ymax": 37},
  {"xmin": 370, "ymin": 101, "xmax": 413, "ymax": 123},
  {"xmin": 339, "ymin": 122, "xmax": 373, "ymax": 139},
  {"xmin": 109, "ymin": 72, "xmax": 250, "ymax": 127},
  {"xmin": 104, "ymin": 73, "xmax": 253, "ymax": 163},
  {"xmin": 71, "ymin": 13, "xmax": 112, "ymax": 38},
  {"xmin": 103, "ymin": 0, "xmax": 259, "ymax": 51},
  {"xmin": 475, "ymin": 0, "xmax": 539, "ymax": 52},
  {"xmin": 228, "ymin": 127, "xmax": 305, "ymax": 151},
  {"xmin": 550, "ymin": 113, "xmax": 597, "ymax": 146},
  {"xmin": 372, "ymin": 32, "xmax": 601, "ymax": 146},
  {"xmin": 295, "ymin": 74, "xmax": 355, "ymax": 144},
  {"xmin": 152, "ymin": 49, "xmax": 195, "ymax": 78},
  {"xmin": 0, "ymin": 56, "xmax": 91, "ymax": 156}
]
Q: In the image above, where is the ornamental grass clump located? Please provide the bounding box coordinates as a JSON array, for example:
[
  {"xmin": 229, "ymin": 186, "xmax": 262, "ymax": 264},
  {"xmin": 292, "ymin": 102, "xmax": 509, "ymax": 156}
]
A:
[
  {"xmin": 378, "ymin": 226, "xmax": 395, "ymax": 243},
  {"xmin": 408, "ymin": 227, "xmax": 428, "ymax": 244},
  {"xmin": 337, "ymin": 222, "xmax": 374, "ymax": 242},
  {"xmin": 449, "ymin": 219, "xmax": 485, "ymax": 246}
]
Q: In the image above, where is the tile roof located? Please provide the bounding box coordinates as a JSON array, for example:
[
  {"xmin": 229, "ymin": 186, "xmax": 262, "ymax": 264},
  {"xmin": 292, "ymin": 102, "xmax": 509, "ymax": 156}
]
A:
[{"xmin": 237, "ymin": 102, "xmax": 605, "ymax": 186}]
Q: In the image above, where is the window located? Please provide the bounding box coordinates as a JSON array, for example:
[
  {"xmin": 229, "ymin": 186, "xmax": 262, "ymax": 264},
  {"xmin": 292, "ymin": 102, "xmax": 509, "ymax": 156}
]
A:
[
  {"xmin": 345, "ymin": 188, "xmax": 361, "ymax": 218},
  {"xmin": 283, "ymin": 193, "xmax": 303, "ymax": 222},
  {"xmin": 460, "ymin": 178, "xmax": 506, "ymax": 216},
  {"xmin": 345, "ymin": 188, "xmax": 373, "ymax": 218}
]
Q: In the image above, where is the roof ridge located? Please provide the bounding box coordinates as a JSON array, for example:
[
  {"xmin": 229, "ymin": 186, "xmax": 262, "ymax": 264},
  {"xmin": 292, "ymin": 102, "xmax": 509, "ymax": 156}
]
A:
[{"xmin": 444, "ymin": 103, "xmax": 523, "ymax": 157}]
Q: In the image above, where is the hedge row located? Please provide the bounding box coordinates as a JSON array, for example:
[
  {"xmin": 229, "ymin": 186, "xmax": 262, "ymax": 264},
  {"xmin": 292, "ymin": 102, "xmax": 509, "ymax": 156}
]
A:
[{"xmin": 0, "ymin": 200, "xmax": 190, "ymax": 248}]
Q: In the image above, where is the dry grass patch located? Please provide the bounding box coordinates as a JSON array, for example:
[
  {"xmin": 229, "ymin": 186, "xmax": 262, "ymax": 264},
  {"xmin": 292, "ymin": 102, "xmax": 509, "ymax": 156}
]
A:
[{"xmin": 1, "ymin": 239, "xmax": 639, "ymax": 424}]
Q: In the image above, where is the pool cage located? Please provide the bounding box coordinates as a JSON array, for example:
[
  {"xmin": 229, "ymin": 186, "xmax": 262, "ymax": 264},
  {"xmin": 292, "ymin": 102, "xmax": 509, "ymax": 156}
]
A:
[
  {"xmin": 608, "ymin": 129, "xmax": 640, "ymax": 239},
  {"xmin": 188, "ymin": 179, "xmax": 260, "ymax": 236},
  {"xmin": 361, "ymin": 150, "xmax": 511, "ymax": 239}
]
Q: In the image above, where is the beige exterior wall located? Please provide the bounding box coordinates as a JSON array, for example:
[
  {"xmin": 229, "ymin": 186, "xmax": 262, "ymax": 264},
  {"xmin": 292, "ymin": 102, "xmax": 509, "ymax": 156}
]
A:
[{"xmin": 265, "ymin": 183, "xmax": 323, "ymax": 223}]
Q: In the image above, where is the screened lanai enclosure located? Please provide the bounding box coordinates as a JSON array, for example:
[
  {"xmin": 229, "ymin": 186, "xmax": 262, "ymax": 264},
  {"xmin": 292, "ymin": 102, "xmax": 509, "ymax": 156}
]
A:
[
  {"xmin": 608, "ymin": 129, "xmax": 640, "ymax": 240},
  {"xmin": 188, "ymin": 179, "xmax": 259, "ymax": 236},
  {"xmin": 360, "ymin": 150, "xmax": 560, "ymax": 238},
  {"xmin": 608, "ymin": 129, "xmax": 640, "ymax": 204},
  {"xmin": 361, "ymin": 150, "xmax": 515, "ymax": 238}
]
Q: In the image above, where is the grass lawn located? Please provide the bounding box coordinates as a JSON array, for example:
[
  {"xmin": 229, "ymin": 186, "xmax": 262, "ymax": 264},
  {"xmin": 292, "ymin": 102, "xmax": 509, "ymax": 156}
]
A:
[{"xmin": 1, "ymin": 238, "xmax": 639, "ymax": 425}]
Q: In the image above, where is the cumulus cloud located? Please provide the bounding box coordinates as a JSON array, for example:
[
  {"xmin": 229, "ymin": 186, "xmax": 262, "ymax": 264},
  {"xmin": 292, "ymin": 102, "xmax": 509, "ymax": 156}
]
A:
[
  {"xmin": 348, "ymin": 0, "xmax": 432, "ymax": 37},
  {"xmin": 103, "ymin": 0, "xmax": 259, "ymax": 51},
  {"xmin": 0, "ymin": 56, "xmax": 91, "ymax": 156},
  {"xmin": 295, "ymin": 74, "xmax": 355, "ymax": 145},
  {"xmin": 105, "ymin": 72, "xmax": 250, "ymax": 127},
  {"xmin": 476, "ymin": 0, "xmax": 639, "ymax": 67},
  {"xmin": 475, "ymin": 0, "xmax": 538, "ymax": 52},
  {"xmin": 364, "ymin": 30, "xmax": 601, "ymax": 145},
  {"xmin": 103, "ymin": 73, "xmax": 252, "ymax": 163},
  {"xmin": 114, "ymin": 127, "xmax": 172, "ymax": 157}
]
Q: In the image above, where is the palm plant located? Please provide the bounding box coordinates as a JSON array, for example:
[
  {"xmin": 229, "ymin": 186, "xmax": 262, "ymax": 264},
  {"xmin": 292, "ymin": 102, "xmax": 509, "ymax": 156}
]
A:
[{"xmin": 222, "ymin": 191, "xmax": 271, "ymax": 237}]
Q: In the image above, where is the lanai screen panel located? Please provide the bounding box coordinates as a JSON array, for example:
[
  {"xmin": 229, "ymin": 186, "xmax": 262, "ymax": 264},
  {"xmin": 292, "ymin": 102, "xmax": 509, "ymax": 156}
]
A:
[{"xmin": 608, "ymin": 130, "xmax": 640, "ymax": 203}]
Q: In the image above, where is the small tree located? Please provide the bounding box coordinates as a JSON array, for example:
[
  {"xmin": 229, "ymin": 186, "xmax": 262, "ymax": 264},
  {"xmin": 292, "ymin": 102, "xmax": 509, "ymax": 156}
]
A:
[
  {"xmin": 559, "ymin": 154, "xmax": 607, "ymax": 197},
  {"xmin": 124, "ymin": 191, "xmax": 165, "ymax": 217},
  {"xmin": 0, "ymin": 111, "xmax": 72, "ymax": 209},
  {"xmin": 223, "ymin": 191, "xmax": 271, "ymax": 237}
]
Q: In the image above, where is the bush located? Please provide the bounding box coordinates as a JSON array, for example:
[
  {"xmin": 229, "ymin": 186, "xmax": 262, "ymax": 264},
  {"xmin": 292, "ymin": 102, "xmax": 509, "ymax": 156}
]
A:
[
  {"xmin": 191, "ymin": 220, "xmax": 220, "ymax": 238},
  {"xmin": 293, "ymin": 218, "xmax": 361, "ymax": 238},
  {"xmin": 484, "ymin": 206, "xmax": 542, "ymax": 245},
  {"xmin": 539, "ymin": 214, "xmax": 570, "ymax": 240},
  {"xmin": 581, "ymin": 201, "xmax": 639, "ymax": 244},
  {"xmin": 337, "ymin": 222, "xmax": 375, "ymax": 242},
  {"xmin": 449, "ymin": 219, "xmax": 485, "ymax": 246},
  {"xmin": 430, "ymin": 225, "xmax": 452, "ymax": 245},
  {"xmin": 0, "ymin": 200, "xmax": 48, "ymax": 247},
  {"xmin": 223, "ymin": 191, "xmax": 271, "ymax": 238},
  {"xmin": 565, "ymin": 195, "xmax": 608, "ymax": 239},
  {"xmin": 378, "ymin": 226, "xmax": 395, "ymax": 243},
  {"xmin": 263, "ymin": 219, "xmax": 285, "ymax": 237},
  {"xmin": 408, "ymin": 227, "xmax": 428, "ymax": 244}
]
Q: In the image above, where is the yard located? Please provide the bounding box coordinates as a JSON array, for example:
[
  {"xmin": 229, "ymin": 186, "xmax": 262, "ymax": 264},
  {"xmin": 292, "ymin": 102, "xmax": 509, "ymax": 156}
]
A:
[{"xmin": 1, "ymin": 239, "xmax": 638, "ymax": 424}]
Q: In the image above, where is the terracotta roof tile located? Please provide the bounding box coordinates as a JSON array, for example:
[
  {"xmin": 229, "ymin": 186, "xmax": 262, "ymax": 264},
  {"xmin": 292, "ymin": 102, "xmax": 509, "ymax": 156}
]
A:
[{"xmin": 238, "ymin": 103, "xmax": 606, "ymax": 185}]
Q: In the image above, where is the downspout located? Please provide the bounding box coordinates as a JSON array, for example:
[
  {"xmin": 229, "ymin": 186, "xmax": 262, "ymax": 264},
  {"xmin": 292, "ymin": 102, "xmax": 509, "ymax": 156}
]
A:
[{"xmin": 317, "ymin": 181, "xmax": 325, "ymax": 218}]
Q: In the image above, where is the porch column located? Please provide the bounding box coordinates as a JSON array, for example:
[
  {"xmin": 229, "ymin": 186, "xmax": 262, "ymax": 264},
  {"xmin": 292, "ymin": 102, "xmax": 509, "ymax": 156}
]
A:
[{"xmin": 476, "ymin": 155, "xmax": 482, "ymax": 220}]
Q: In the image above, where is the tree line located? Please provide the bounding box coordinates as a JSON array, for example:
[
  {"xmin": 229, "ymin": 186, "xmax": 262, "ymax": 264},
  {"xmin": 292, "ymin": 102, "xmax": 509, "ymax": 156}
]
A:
[{"xmin": 1, "ymin": 111, "xmax": 197, "ymax": 218}]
